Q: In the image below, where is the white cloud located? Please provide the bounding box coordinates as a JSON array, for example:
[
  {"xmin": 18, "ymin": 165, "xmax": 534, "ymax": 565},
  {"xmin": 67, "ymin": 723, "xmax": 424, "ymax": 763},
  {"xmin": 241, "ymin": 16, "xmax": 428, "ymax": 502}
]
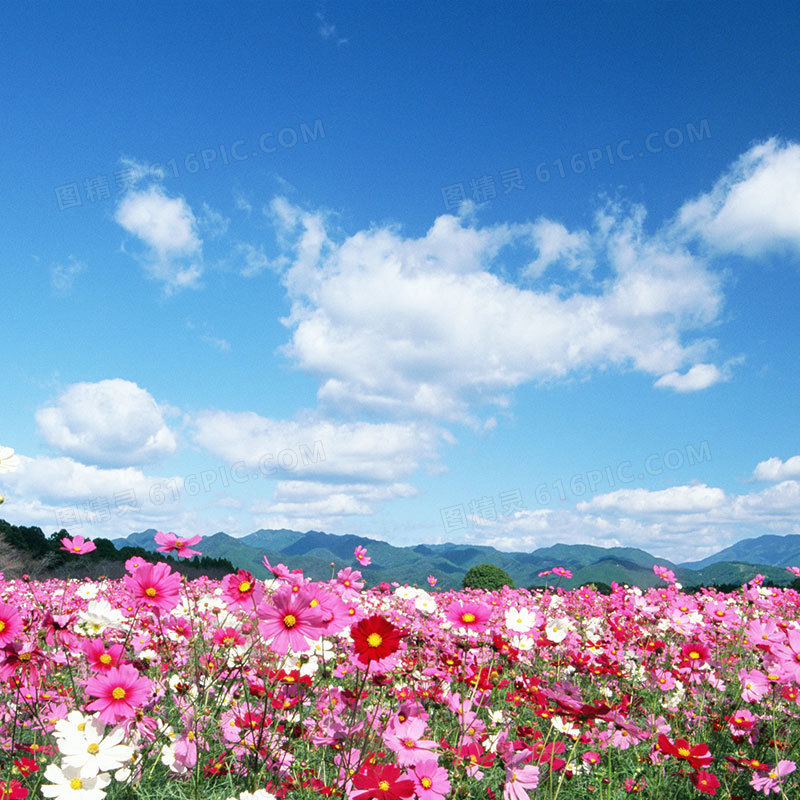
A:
[
  {"xmin": 115, "ymin": 185, "xmax": 202, "ymax": 292},
  {"xmin": 50, "ymin": 257, "xmax": 86, "ymax": 292},
  {"xmin": 753, "ymin": 455, "xmax": 800, "ymax": 482},
  {"xmin": 197, "ymin": 203, "xmax": 230, "ymax": 238},
  {"xmin": 272, "ymin": 197, "xmax": 724, "ymax": 422},
  {"xmin": 190, "ymin": 410, "xmax": 445, "ymax": 483},
  {"xmin": 654, "ymin": 363, "xmax": 724, "ymax": 392},
  {"xmin": 577, "ymin": 484, "xmax": 727, "ymax": 513},
  {"xmin": 678, "ymin": 138, "xmax": 800, "ymax": 258},
  {"xmin": 35, "ymin": 379, "xmax": 177, "ymax": 466},
  {"xmin": 524, "ymin": 219, "xmax": 593, "ymax": 278},
  {"xmin": 315, "ymin": 11, "xmax": 348, "ymax": 45}
]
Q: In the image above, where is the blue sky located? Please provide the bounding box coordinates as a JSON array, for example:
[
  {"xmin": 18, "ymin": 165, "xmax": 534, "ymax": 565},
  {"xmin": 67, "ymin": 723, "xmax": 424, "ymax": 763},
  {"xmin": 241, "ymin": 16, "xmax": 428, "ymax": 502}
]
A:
[{"xmin": 2, "ymin": 2, "xmax": 800, "ymax": 562}]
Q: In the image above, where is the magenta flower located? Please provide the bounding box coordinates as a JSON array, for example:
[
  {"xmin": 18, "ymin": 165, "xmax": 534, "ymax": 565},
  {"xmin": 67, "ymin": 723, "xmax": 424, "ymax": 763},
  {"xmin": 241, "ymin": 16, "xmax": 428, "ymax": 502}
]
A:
[
  {"xmin": 221, "ymin": 569, "xmax": 263, "ymax": 609},
  {"xmin": 82, "ymin": 638, "xmax": 124, "ymax": 673},
  {"xmin": 413, "ymin": 760, "xmax": 451, "ymax": 800},
  {"xmin": 445, "ymin": 600, "xmax": 490, "ymax": 632},
  {"xmin": 0, "ymin": 602, "xmax": 23, "ymax": 647},
  {"xmin": 354, "ymin": 545, "xmax": 371, "ymax": 566},
  {"xmin": 739, "ymin": 668, "xmax": 770, "ymax": 703},
  {"xmin": 60, "ymin": 534, "xmax": 97, "ymax": 555},
  {"xmin": 124, "ymin": 561, "xmax": 182, "ymax": 613},
  {"xmin": 86, "ymin": 664, "xmax": 152, "ymax": 724},
  {"xmin": 256, "ymin": 587, "xmax": 325, "ymax": 655},
  {"xmin": 154, "ymin": 530, "xmax": 202, "ymax": 558}
]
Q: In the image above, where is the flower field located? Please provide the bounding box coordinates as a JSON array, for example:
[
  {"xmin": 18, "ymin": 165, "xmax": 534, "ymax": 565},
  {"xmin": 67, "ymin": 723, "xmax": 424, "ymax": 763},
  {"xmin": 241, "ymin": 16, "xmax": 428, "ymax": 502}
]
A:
[{"xmin": 1, "ymin": 536, "xmax": 800, "ymax": 800}]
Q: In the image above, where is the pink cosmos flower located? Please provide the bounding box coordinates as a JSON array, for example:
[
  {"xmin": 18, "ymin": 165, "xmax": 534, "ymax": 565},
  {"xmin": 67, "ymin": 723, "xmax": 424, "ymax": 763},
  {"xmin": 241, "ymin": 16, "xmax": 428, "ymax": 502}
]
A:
[
  {"xmin": 354, "ymin": 545, "xmax": 371, "ymax": 566},
  {"xmin": 336, "ymin": 567, "xmax": 364, "ymax": 598},
  {"xmin": 445, "ymin": 601, "xmax": 490, "ymax": 632},
  {"xmin": 86, "ymin": 664, "xmax": 152, "ymax": 724},
  {"xmin": 82, "ymin": 639, "xmax": 124, "ymax": 673},
  {"xmin": 383, "ymin": 718, "xmax": 438, "ymax": 767},
  {"xmin": 124, "ymin": 560, "xmax": 182, "ymax": 613},
  {"xmin": 750, "ymin": 760, "xmax": 796, "ymax": 795},
  {"xmin": 221, "ymin": 569, "xmax": 263, "ymax": 609},
  {"xmin": 0, "ymin": 602, "xmax": 23, "ymax": 647},
  {"xmin": 739, "ymin": 668, "xmax": 770, "ymax": 703},
  {"xmin": 786, "ymin": 566, "xmax": 800, "ymax": 577},
  {"xmin": 504, "ymin": 751, "xmax": 540, "ymax": 800},
  {"xmin": 213, "ymin": 627, "xmax": 246, "ymax": 648},
  {"xmin": 552, "ymin": 566, "xmax": 573, "ymax": 578},
  {"xmin": 653, "ymin": 564, "xmax": 677, "ymax": 583},
  {"xmin": 427, "ymin": 575, "xmax": 437, "ymax": 587},
  {"xmin": 413, "ymin": 760, "xmax": 451, "ymax": 800},
  {"xmin": 60, "ymin": 534, "xmax": 96, "ymax": 555},
  {"xmin": 124, "ymin": 555, "xmax": 147, "ymax": 572},
  {"xmin": 256, "ymin": 587, "xmax": 325, "ymax": 655},
  {"xmin": 154, "ymin": 531, "xmax": 202, "ymax": 558}
]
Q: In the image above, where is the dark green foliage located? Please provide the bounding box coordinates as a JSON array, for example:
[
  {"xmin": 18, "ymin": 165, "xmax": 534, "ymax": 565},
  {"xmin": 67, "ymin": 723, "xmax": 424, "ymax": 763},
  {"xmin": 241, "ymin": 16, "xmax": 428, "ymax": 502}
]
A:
[
  {"xmin": 0, "ymin": 519, "xmax": 235, "ymax": 579},
  {"xmin": 462, "ymin": 563, "xmax": 514, "ymax": 591}
]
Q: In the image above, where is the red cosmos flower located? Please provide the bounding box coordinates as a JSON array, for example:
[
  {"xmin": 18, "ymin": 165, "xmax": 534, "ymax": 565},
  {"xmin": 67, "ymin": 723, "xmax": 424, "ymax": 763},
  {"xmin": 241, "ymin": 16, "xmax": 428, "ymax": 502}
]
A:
[
  {"xmin": 59, "ymin": 534, "xmax": 96, "ymax": 555},
  {"xmin": 657, "ymin": 734, "xmax": 714, "ymax": 769},
  {"xmin": 352, "ymin": 763, "xmax": 415, "ymax": 800},
  {"xmin": 351, "ymin": 615, "xmax": 404, "ymax": 665},
  {"xmin": 680, "ymin": 641, "xmax": 711, "ymax": 667},
  {"xmin": 124, "ymin": 561, "xmax": 182, "ymax": 613},
  {"xmin": 690, "ymin": 770, "xmax": 720, "ymax": 795},
  {"xmin": 0, "ymin": 779, "xmax": 27, "ymax": 799},
  {"xmin": 13, "ymin": 757, "xmax": 38, "ymax": 777},
  {"xmin": 154, "ymin": 530, "xmax": 202, "ymax": 559},
  {"xmin": 86, "ymin": 664, "xmax": 153, "ymax": 724},
  {"xmin": 0, "ymin": 602, "xmax": 23, "ymax": 647}
]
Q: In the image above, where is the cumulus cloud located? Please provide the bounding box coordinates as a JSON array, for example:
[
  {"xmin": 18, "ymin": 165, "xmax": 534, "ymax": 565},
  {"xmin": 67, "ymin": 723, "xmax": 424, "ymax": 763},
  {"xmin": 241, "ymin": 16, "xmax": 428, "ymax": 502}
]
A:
[
  {"xmin": 677, "ymin": 138, "xmax": 800, "ymax": 258},
  {"xmin": 115, "ymin": 181, "xmax": 202, "ymax": 292},
  {"xmin": 752, "ymin": 455, "xmax": 800, "ymax": 482},
  {"xmin": 190, "ymin": 410, "xmax": 445, "ymax": 482},
  {"xmin": 35, "ymin": 379, "xmax": 177, "ymax": 466},
  {"xmin": 270, "ymin": 196, "xmax": 724, "ymax": 423}
]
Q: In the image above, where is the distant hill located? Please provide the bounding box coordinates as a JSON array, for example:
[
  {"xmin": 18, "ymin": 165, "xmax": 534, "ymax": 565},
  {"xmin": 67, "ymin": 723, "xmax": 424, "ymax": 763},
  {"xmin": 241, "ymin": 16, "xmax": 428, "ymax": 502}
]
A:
[
  {"xmin": 111, "ymin": 527, "xmax": 799, "ymax": 590},
  {"xmin": 681, "ymin": 534, "xmax": 800, "ymax": 570}
]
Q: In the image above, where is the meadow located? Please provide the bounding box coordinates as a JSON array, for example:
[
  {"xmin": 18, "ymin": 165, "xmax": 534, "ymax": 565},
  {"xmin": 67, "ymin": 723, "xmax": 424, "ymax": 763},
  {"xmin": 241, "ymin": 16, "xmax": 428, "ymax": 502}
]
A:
[{"xmin": 0, "ymin": 533, "xmax": 798, "ymax": 800}]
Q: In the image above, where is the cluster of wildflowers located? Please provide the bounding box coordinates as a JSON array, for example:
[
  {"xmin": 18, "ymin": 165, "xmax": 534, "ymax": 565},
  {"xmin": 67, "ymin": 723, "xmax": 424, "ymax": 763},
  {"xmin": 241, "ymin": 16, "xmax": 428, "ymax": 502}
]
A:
[{"xmin": 0, "ymin": 540, "xmax": 798, "ymax": 799}]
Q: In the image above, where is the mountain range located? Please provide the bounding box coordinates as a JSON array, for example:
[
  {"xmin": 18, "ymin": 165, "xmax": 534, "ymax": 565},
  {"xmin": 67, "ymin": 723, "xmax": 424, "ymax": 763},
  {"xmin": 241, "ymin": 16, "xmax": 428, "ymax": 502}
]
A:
[{"xmin": 111, "ymin": 529, "xmax": 800, "ymax": 590}]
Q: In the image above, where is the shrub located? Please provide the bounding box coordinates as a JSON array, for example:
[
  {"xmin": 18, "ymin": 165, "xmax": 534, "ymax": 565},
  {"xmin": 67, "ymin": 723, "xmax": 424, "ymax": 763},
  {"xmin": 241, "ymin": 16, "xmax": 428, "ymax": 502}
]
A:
[{"xmin": 462, "ymin": 563, "xmax": 514, "ymax": 591}]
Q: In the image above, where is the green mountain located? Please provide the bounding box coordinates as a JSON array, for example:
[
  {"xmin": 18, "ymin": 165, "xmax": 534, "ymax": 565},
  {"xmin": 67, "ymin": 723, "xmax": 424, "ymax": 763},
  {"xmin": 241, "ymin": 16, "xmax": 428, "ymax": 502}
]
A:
[
  {"xmin": 681, "ymin": 534, "xmax": 800, "ymax": 570},
  {"xmin": 111, "ymin": 528, "xmax": 797, "ymax": 590}
]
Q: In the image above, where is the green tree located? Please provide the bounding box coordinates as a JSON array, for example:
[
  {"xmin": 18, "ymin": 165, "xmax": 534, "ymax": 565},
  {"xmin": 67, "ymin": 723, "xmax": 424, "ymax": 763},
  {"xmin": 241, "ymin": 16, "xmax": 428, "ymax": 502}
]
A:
[{"xmin": 462, "ymin": 563, "xmax": 514, "ymax": 591}]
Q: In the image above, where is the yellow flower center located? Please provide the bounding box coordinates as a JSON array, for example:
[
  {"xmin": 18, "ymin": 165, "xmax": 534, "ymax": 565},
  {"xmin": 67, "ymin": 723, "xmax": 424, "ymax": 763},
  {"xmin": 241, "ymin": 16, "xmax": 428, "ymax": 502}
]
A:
[
  {"xmin": 421, "ymin": 777, "xmax": 432, "ymax": 788},
  {"xmin": 283, "ymin": 614, "xmax": 297, "ymax": 628},
  {"xmin": 238, "ymin": 580, "xmax": 251, "ymax": 593},
  {"xmin": 99, "ymin": 654, "xmax": 112, "ymax": 665},
  {"xmin": 112, "ymin": 687, "xmax": 127, "ymax": 700},
  {"xmin": 70, "ymin": 778, "xmax": 83, "ymax": 789},
  {"xmin": 689, "ymin": 651, "xmax": 700, "ymax": 659},
  {"xmin": 18, "ymin": 652, "xmax": 31, "ymax": 661},
  {"xmin": 403, "ymin": 738, "xmax": 416, "ymax": 748},
  {"xmin": 87, "ymin": 742, "xmax": 100, "ymax": 754},
  {"xmin": 378, "ymin": 781, "xmax": 390, "ymax": 791},
  {"xmin": 77, "ymin": 723, "xmax": 86, "ymax": 731},
  {"xmin": 145, "ymin": 587, "xmax": 157, "ymax": 597},
  {"xmin": 0, "ymin": 621, "xmax": 5, "ymax": 633},
  {"xmin": 367, "ymin": 632, "xmax": 383, "ymax": 648},
  {"xmin": 677, "ymin": 746, "xmax": 690, "ymax": 757},
  {"xmin": 462, "ymin": 612, "xmax": 476, "ymax": 623}
]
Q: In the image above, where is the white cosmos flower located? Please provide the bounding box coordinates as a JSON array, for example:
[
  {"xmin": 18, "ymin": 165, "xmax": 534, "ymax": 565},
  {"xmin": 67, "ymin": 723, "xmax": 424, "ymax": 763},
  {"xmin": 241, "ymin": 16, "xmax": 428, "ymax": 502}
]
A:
[
  {"xmin": 414, "ymin": 594, "xmax": 437, "ymax": 614},
  {"xmin": 77, "ymin": 600, "xmax": 125, "ymax": 635},
  {"xmin": 75, "ymin": 583, "xmax": 99, "ymax": 601},
  {"xmin": 545, "ymin": 617, "xmax": 571, "ymax": 643},
  {"xmin": 394, "ymin": 586, "xmax": 418, "ymax": 600},
  {"xmin": 0, "ymin": 446, "xmax": 20, "ymax": 474},
  {"xmin": 504, "ymin": 606, "xmax": 537, "ymax": 633},
  {"xmin": 41, "ymin": 764, "xmax": 110, "ymax": 800},
  {"xmin": 60, "ymin": 718, "xmax": 134, "ymax": 778},
  {"xmin": 54, "ymin": 711, "xmax": 94, "ymax": 745}
]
